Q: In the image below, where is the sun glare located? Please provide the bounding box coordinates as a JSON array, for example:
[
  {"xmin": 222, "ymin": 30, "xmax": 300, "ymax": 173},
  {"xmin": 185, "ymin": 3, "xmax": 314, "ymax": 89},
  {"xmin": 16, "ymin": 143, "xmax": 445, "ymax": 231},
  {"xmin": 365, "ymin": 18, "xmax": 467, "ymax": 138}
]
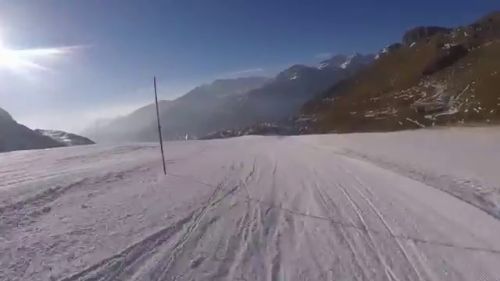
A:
[{"xmin": 0, "ymin": 37, "xmax": 76, "ymax": 74}]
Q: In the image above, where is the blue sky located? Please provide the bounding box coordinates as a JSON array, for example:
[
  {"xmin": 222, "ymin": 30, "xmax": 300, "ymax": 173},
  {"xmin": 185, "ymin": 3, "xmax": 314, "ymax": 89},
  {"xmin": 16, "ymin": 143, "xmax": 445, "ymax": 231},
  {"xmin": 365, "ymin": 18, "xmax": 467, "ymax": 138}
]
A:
[{"xmin": 0, "ymin": 0, "xmax": 497, "ymax": 132}]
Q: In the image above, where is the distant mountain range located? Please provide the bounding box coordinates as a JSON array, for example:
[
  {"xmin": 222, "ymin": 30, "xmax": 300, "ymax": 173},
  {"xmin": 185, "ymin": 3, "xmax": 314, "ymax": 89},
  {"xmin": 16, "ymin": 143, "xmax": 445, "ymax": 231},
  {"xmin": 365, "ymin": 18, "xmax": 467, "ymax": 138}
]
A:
[
  {"xmin": 0, "ymin": 107, "xmax": 95, "ymax": 153},
  {"xmin": 4, "ymin": 11, "xmax": 499, "ymax": 149},
  {"xmin": 301, "ymin": 11, "xmax": 500, "ymax": 133},
  {"xmin": 85, "ymin": 54, "xmax": 374, "ymax": 142},
  {"xmin": 84, "ymin": 77, "xmax": 270, "ymax": 142}
]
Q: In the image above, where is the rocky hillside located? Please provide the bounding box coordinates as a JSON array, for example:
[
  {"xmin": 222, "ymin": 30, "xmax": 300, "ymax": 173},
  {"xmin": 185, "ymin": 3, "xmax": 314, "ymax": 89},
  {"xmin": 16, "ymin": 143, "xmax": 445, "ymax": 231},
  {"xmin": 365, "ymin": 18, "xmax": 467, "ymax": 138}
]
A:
[
  {"xmin": 301, "ymin": 11, "xmax": 500, "ymax": 133},
  {"xmin": 0, "ymin": 107, "xmax": 63, "ymax": 153},
  {"xmin": 35, "ymin": 129, "xmax": 95, "ymax": 146}
]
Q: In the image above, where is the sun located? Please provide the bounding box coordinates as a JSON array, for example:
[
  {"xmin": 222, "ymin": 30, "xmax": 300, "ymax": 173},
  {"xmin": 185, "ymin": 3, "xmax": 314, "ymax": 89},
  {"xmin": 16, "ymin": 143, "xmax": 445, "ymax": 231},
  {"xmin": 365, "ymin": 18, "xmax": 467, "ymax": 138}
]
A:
[{"xmin": 0, "ymin": 37, "xmax": 76, "ymax": 74}]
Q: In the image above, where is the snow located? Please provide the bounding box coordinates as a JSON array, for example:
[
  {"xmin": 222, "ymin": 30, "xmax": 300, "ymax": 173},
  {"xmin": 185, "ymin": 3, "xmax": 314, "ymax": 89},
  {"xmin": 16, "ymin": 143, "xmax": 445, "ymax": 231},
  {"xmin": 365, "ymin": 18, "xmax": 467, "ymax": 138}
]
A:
[
  {"xmin": 375, "ymin": 49, "xmax": 389, "ymax": 60},
  {"xmin": 37, "ymin": 130, "xmax": 74, "ymax": 146},
  {"xmin": 340, "ymin": 55, "xmax": 354, "ymax": 69},
  {"xmin": 1, "ymin": 127, "xmax": 500, "ymax": 280},
  {"xmin": 431, "ymin": 107, "xmax": 459, "ymax": 118},
  {"xmin": 318, "ymin": 62, "xmax": 329, "ymax": 70},
  {"xmin": 340, "ymin": 59, "xmax": 351, "ymax": 69},
  {"xmin": 443, "ymin": 43, "xmax": 458, "ymax": 50},
  {"xmin": 304, "ymin": 126, "xmax": 500, "ymax": 218},
  {"xmin": 405, "ymin": 117, "xmax": 426, "ymax": 128}
]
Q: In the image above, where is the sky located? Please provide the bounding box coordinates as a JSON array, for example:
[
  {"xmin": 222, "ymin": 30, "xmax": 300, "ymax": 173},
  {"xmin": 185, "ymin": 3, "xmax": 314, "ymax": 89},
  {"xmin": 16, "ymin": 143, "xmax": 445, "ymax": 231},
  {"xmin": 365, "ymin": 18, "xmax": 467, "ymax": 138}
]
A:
[{"xmin": 0, "ymin": 0, "xmax": 497, "ymax": 132}]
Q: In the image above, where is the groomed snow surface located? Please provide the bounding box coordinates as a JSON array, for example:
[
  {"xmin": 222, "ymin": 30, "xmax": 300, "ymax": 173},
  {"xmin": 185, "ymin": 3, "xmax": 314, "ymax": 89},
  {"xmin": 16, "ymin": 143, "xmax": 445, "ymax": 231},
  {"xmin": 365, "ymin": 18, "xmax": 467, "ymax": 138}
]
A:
[{"xmin": 1, "ymin": 127, "xmax": 500, "ymax": 281}]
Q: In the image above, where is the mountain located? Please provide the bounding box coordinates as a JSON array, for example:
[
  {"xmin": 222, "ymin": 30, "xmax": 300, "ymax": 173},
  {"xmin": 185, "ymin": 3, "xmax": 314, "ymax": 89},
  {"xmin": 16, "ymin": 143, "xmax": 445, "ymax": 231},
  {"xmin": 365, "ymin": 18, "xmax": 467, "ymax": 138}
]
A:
[
  {"xmin": 87, "ymin": 54, "xmax": 375, "ymax": 142},
  {"xmin": 197, "ymin": 54, "xmax": 374, "ymax": 138},
  {"xmin": 84, "ymin": 100, "xmax": 174, "ymax": 143},
  {"xmin": 34, "ymin": 129, "xmax": 95, "ymax": 146},
  {"xmin": 319, "ymin": 53, "xmax": 375, "ymax": 71},
  {"xmin": 85, "ymin": 77, "xmax": 270, "ymax": 142},
  {"xmin": 301, "ymin": 11, "xmax": 500, "ymax": 133},
  {"xmin": 179, "ymin": 77, "xmax": 269, "ymax": 100},
  {"xmin": 226, "ymin": 63, "xmax": 357, "ymax": 122},
  {"xmin": 0, "ymin": 107, "xmax": 63, "ymax": 153}
]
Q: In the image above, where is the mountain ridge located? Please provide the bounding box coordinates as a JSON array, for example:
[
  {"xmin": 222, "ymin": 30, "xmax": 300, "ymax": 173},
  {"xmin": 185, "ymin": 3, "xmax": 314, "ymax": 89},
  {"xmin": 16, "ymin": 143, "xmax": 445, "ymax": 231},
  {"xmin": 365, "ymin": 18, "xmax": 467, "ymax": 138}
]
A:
[
  {"xmin": 86, "ymin": 54, "xmax": 374, "ymax": 142},
  {"xmin": 85, "ymin": 77, "xmax": 270, "ymax": 142},
  {"xmin": 300, "ymin": 11, "xmax": 500, "ymax": 133},
  {"xmin": 0, "ymin": 107, "xmax": 64, "ymax": 153}
]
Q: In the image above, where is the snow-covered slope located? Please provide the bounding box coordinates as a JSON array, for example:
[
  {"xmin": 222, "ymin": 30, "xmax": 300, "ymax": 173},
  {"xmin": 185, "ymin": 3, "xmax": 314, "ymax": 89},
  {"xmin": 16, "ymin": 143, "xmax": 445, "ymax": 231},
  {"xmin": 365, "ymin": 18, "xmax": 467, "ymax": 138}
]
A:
[
  {"xmin": 1, "ymin": 127, "xmax": 499, "ymax": 281},
  {"xmin": 300, "ymin": 126, "xmax": 500, "ymax": 218},
  {"xmin": 35, "ymin": 129, "xmax": 95, "ymax": 146}
]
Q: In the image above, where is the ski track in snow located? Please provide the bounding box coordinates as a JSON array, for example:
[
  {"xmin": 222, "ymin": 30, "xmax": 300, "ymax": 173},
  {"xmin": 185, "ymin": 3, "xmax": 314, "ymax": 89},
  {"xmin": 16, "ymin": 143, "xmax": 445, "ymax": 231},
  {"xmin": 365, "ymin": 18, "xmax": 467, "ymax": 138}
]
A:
[{"xmin": 1, "ymin": 128, "xmax": 500, "ymax": 281}]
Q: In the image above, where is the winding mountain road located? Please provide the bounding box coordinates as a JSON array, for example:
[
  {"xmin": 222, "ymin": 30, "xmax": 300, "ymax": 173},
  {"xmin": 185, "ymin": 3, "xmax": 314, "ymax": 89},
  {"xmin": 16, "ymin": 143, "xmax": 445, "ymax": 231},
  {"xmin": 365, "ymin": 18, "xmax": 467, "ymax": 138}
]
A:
[{"xmin": 1, "ymin": 131, "xmax": 500, "ymax": 281}]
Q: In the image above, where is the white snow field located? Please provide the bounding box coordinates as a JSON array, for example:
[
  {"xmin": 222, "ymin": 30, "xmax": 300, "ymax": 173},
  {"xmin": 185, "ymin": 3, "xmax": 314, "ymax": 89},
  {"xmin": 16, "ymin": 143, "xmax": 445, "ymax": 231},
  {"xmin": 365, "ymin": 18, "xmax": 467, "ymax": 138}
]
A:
[{"xmin": 1, "ymin": 127, "xmax": 500, "ymax": 281}]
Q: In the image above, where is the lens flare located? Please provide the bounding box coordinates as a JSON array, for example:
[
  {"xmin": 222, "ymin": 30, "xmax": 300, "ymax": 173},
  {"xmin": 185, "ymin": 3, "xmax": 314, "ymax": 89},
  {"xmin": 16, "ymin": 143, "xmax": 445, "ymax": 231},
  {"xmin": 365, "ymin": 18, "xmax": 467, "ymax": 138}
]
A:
[{"xmin": 0, "ymin": 38, "xmax": 79, "ymax": 74}]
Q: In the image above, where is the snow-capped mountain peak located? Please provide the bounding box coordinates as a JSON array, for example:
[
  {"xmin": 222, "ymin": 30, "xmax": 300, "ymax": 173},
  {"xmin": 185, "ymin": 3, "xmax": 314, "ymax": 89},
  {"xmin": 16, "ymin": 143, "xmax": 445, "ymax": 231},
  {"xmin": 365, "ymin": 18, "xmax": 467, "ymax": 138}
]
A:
[
  {"xmin": 340, "ymin": 54, "xmax": 357, "ymax": 69},
  {"xmin": 318, "ymin": 53, "xmax": 374, "ymax": 70},
  {"xmin": 318, "ymin": 54, "xmax": 348, "ymax": 70}
]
